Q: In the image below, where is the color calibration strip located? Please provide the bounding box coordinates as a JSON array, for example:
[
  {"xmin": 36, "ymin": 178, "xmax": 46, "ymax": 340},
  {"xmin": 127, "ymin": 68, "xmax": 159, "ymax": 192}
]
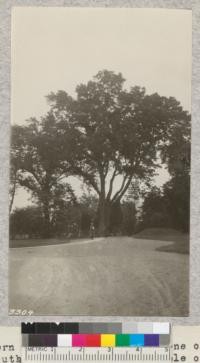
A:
[
  {"xmin": 21, "ymin": 323, "xmax": 170, "ymax": 347},
  {"xmin": 22, "ymin": 333, "xmax": 170, "ymax": 347}
]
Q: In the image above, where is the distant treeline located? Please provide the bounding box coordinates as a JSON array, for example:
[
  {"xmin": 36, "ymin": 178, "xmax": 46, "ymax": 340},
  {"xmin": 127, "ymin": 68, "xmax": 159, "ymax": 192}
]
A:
[
  {"xmin": 10, "ymin": 197, "xmax": 137, "ymax": 239},
  {"xmin": 10, "ymin": 175, "xmax": 189, "ymax": 239}
]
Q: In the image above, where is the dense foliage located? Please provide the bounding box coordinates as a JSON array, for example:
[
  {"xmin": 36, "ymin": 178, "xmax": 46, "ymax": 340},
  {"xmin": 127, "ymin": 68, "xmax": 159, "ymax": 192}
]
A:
[{"xmin": 10, "ymin": 70, "xmax": 191, "ymax": 238}]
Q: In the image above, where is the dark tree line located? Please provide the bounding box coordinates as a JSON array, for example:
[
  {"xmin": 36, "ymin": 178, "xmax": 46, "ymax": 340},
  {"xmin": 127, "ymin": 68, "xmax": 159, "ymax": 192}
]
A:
[{"xmin": 10, "ymin": 70, "xmax": 191, "ymax": 238}]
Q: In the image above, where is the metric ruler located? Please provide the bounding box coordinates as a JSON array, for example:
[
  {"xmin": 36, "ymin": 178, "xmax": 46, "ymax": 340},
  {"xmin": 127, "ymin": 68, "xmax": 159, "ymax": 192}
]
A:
[{"xmin": 22, "ymin": 346, "xmax": 171, "ymax": 362}]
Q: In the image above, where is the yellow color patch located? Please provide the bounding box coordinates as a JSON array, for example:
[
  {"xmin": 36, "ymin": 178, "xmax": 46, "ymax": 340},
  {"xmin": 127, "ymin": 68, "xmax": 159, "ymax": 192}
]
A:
[{"xmin": 101, "ymin": 334, "xmax": 116, "ymax": 347}]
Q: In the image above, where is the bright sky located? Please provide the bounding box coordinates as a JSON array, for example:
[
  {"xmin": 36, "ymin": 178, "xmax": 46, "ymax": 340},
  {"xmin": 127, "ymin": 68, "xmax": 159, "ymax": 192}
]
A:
[{"xmin": 11, "ymin": 7, "xmax": 192, "ymax": 209}]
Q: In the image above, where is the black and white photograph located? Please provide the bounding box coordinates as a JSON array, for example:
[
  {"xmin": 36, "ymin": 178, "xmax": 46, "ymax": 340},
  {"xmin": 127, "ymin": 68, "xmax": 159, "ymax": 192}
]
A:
[{"xmin": 9, "ymin": 7, "xmax": 191, "ymax": 316}]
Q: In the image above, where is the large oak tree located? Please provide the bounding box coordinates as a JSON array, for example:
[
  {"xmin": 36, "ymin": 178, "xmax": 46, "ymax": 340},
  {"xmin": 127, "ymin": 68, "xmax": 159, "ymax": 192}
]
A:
[{"xmin": 47, "ymin": 70, "xmax": 190, "ymax": 235}]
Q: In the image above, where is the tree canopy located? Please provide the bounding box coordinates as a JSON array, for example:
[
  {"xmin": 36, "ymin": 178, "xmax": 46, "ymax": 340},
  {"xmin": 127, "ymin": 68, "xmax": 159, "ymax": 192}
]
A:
[
  {"xmin": 10, "ymin": 114, "xmax": 76, "ymax": 237},
  {"xmin": 10, "ymin": 70, "xmax": 191, "ymax": 237},
  {"xmin": 46, "ymin": 70, "xmax": 190, "ymax": 234}
]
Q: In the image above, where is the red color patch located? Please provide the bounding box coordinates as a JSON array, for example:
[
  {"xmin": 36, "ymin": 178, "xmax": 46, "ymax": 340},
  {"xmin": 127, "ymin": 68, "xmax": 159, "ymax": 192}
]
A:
[{"xmin": 85, "ymin": 334, "xmax": 101, "ymax": 347}]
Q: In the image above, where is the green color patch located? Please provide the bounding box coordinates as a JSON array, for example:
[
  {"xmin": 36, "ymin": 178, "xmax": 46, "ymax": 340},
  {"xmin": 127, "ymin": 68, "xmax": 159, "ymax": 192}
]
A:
[{"xmin": 116, "ymin": 334, "xmax": 130, "ymax": 347}]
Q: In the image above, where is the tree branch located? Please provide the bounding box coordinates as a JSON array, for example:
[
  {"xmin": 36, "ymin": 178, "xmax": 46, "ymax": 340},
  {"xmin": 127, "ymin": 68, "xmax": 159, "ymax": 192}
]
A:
[
  {"xmin": 23, "ymin": 167, "xmax": 42, "ymax": 187},
  {"xmin": 103, "ymin": 161, "xmax": 110, "ymax": 178},
  {"xmin": 112, "ymin": 155, "xmax": 143, "ymax": 203},
  {"xmin": 72, "ymin": 166, "xmax": 100, "ymax": 195},
  {"xmin": 111, "ymin": 174, "xmax": 129, "ymax": 203},
  {"xmin": 106, "ymin": 167, "xmax": 118, "ymax": 201},
  {"xmin": 116, "ymin": 173, "xmax": 134, "ymax": 201}
]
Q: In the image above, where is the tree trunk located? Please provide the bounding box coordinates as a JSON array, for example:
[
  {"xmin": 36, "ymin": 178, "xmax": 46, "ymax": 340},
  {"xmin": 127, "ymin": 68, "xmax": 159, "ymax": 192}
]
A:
[
  {"xmin": 42, "ymin": 201, "xmax": 51, "ymax": 238},
  {"xmin": 9, "ymin": 171, "xmax": 17, "ymax": 213},
  {"xmin": 97, "ymin": 198, "xmax": 111, "ymax": 236}
]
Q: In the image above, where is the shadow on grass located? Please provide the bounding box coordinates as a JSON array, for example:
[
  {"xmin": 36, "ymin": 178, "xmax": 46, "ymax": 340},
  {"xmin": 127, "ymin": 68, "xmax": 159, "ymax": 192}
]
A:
[
  {"xmin": 10, "ymin": 238, "xmax": 75, "ymax": 248},
  {"xmin": 10, "ymin": 236, "xmax": 95, "ymax": 248},
  {"xmin": 155, "ymin": 238, "xmax": 189, "ymax": 254},
  {"xmin": 134, "ymin": 228, "xmax": 189, "ymax": 254}
]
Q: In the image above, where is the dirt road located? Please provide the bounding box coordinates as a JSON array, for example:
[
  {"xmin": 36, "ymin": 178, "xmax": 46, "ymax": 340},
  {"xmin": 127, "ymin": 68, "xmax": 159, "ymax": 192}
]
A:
[{"xmin": 9, "ymin": 237, "xmax": 189, "ymax": 316}]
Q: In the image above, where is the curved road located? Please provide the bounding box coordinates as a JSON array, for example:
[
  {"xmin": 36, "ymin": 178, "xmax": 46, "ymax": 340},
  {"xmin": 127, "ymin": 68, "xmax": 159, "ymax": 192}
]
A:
[{"xmin": 9, "ymin": 236, "xmax": 189, "ymax": 316}]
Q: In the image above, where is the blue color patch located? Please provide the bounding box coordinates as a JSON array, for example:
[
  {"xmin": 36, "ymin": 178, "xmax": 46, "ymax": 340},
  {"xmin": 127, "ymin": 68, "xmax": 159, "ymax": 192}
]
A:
[
  {"xmin": 144, "ymin": 334, "xmax": 159, "ymax": 346},
  {"xmin": 130, "ymin": 334, "xmax": 144, "ymax": 346}
]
